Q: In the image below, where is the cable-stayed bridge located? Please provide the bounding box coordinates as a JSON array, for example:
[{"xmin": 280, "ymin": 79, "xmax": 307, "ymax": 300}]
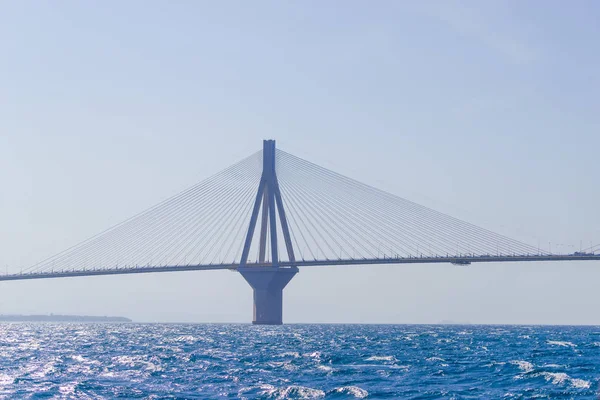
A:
[{"xmin": 3, "ymin": 140, "xmax": 599, "ymax": 324}]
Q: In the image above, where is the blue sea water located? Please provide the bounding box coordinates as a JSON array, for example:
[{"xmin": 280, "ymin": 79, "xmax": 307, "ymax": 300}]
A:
[{"xmin": 0, "ymin": 324, "xmax": 599, "ymax": 399}]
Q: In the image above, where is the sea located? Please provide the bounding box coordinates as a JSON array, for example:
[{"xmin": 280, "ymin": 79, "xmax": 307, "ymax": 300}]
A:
[{"xmin": 0, "ymin": 323, "xmax": 599, "ymax": 399}]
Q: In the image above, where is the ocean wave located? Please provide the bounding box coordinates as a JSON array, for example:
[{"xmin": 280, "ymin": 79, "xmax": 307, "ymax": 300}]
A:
[
  {"xmin": 540, "ymin": 372, "xmax": 591, "ymax": 389},
  {"xmin": 541, "ymin": 363, "xmax": 564, "ymax": 369},
  {"xmin": 278, "ymin": 352, "xmax": 301, "ymax": 358},
  {"xmin": 1, "ymin": 323, "xmax": 598, "ymax": 398},
  {"xmin": 304, "ymin": 351, "xmax": 321, "ymax": 360},
  {"xmin": 316, "ymin": 365, "xmax": 333, "ymax": 373},
  {"xmin": 547, "ymin": 340, "xmax": 577, "ymax": 348},
  {"xmin": 58, "ymin": 382, "xmax": 76, "ymax": 395},
  {"xmin": 171, "ymin": 334, "xmax": 196, "ymax": 343},
  {"xmin": 330, "ymin": 386, "xmax": 368, "ymax": 398},
  {"xmin": 571, "ymin": 378, "xmax": 592, "ymax": 389},
  {"xmin": 510, "ymin": 360, "xmax": 534, "ymax": 374},
  {"xmin": 267, "ymin": 361, "xmax": 298, "ymax": 372},
  {"xmin": 110, "ymin": 355, "xmax": 163, "ymax": 373},
  {"xmin": 261, "ymin": 385, "xmax": 325, "ymax": 399},
  {"xmin": 0, "ymin": 373, "xmax": 14, "ymax": 386},
  {"xmin": 366, "ymin": 355, "xmax": 396, "ymax": 362}
]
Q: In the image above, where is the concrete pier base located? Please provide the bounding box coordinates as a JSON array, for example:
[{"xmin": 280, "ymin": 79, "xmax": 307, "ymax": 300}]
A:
[{"xmin": 239, "ymin": 267, "xmax": 298, "ymax": 325}]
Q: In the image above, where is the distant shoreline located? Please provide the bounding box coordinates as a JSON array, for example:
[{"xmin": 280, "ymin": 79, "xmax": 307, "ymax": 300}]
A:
[{"xmin": 0, "ymin": 314, "xmax": 132, "ymax": 322}]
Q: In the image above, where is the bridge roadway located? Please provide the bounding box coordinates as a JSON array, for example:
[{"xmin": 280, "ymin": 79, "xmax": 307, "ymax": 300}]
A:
[{"xmin": 1, "ymin": 254, "xmax": 599, "ymax": 282}]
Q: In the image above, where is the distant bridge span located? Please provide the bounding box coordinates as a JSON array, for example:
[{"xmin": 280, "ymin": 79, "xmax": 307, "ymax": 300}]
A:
[
  {"xmin": 4, "ymin": 140, "xmax": 598, "ymax": 324},
  {"xmin": 1, "ymin": 254, "xmax": 600, "ymax": 283}
]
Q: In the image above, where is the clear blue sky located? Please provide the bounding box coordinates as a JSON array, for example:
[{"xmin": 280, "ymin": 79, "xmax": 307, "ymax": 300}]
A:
[{"xmin": 1, "ymin": 1, "xmax": 599, "ymax": 323}]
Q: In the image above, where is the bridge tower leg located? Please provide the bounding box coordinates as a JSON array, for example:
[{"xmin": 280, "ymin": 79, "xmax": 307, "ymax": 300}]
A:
[{"xmin": 239, "ymin": 140, "xmax": 298, "ymax": 325}]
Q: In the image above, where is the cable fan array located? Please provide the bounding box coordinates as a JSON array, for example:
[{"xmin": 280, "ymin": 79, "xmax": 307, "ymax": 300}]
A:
[
  {"xmin": 24, "ymin": 152, "xmax": 263, "ymax": 274},
  {"xmin": 275, "ymin": 149, "xmax": 545, "ymax": 261},
  {"xmin": 23, "ymin": 146, "xmax": 547, "ymax": 275}
]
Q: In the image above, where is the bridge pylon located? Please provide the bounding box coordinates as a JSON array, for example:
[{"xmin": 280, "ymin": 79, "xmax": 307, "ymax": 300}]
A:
[{"xmin": 238, "ymin": 140, "xmax": 298, "ymax": 325}]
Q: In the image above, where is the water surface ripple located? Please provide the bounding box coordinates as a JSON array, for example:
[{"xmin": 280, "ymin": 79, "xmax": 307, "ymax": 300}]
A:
[{"xmin": 0, "ymin": 324, "xmax": 599, "ymax": 398}]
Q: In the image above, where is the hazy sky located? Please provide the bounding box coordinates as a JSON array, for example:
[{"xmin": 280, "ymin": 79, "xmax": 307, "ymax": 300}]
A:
[{"xmin": 1, "ymin": 1, "xmax": 599, "ymax": 324}]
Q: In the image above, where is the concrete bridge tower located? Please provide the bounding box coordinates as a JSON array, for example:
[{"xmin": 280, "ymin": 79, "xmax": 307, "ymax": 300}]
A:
[{"xmin": 238, "ymin": 140, "xmax": 298, "ymax": 325}]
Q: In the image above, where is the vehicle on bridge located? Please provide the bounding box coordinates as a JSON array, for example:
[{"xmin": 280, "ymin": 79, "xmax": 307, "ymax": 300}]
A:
[{"xmin": 451, "ymin": 260, "xmax": 471, "ymax": 266}]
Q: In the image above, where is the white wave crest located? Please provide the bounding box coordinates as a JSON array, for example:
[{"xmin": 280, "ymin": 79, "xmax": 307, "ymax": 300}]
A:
[
  {"xmin": 547, "ymin": 340, "xmax": 576, "ymax": 348},
  {"xmin": 317, "ymin": 365, "xmax": 333, "ymax": 372},
  {"xmin": 0, "ymin": 373, "xmax": 14, "ymax": 386},
  {"xmin": 542, "ymin": 363, "xmax": 563, "ymax": 369},
  {"xmin": 537, "ymin": 372, "xmax": 590, "ymax": 389},
  {"xmin": 261, "ymin": 385, "xmax": 325, "ymax": 399},
  {"xmin": 571, "ymin": 378, "xmax": 592, "ymax": 389},
  {"xmin": 542, "ymin": 372, "xmax": 569, "ymax": 385},
  {"xmin": 304, "ymin": 351, "xmax": 321, "ymax": 360},
  {"xmin": 332, "ymin": 386, "xmax": 369, "ymax": 398},
  {"xmin": 278, "ymin": 352, "xmax": 300, "ymax": 358},
  {"xmin": 59, "ymin": 383, "xmax": 76, "ymax": 395},
  {"xmin": 510, "ymin": 360, "xmax": 534, "ymax": 373},
  {"xmin": 267, "ymin": 361, "xmax": 297, "ymax": 372},
  {"xmin": 172, "ymin": 335, "xmax": 196, "ymax": 343},
  {"xmin": 366, "ymin": 355, "xmax": 396, "ymax": 362}
]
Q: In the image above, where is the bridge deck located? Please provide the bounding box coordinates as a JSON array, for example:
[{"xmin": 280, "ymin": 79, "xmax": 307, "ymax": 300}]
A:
[{"xmin": 1, "ymin": 255, "xmax": 599, "ymax": 282}]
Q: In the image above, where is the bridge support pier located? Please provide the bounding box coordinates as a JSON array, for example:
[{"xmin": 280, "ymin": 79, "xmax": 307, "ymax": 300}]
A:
[
  {"xmin": 239, "ymin": 267, "xmax": 298, "ymax": 325},
  {"xmin": 238, "ymin": 140, "xmax": 298, "ymax": 324}
]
